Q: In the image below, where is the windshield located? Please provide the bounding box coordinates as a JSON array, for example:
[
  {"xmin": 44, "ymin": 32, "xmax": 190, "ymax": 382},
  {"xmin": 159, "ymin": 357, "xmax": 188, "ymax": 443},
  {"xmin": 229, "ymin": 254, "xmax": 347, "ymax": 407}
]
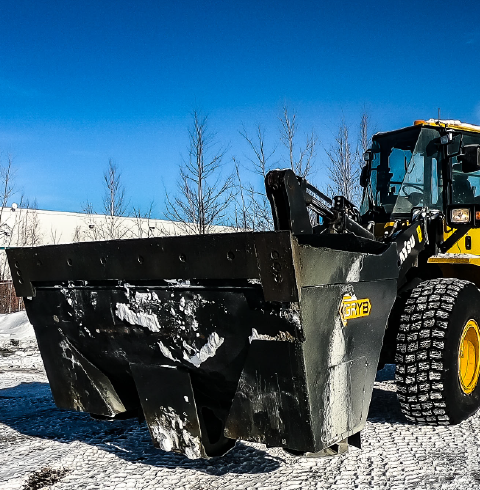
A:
[
  {"xmin": 361, "ymin": 127, "xmax": 442, "ymax": 216},
  {"xmin": 451, "ymin": 131, "xmax": 480, "ymax": 204},
  {"xmin": 361, "ymin": 126, "xmax": 480, "ymax": 218}
]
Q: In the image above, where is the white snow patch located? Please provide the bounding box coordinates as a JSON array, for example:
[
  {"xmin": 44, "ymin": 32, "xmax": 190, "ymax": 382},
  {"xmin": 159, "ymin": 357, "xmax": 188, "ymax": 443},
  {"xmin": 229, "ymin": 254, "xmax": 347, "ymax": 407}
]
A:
[
  {"xmin": 115, "ymin": 303, "xmax": 161, "ymax": 332},
  {"xmin": 345, "ymin": 256, "xmax": 363, "ymax": 283},
  {"xmin": 134, "ymin": 291, "xmax": 155, "ymax": 303},
  {"xmin": 279, "ymin": 307, "xmax": 302, "ymax": 329},
  {"xmin": 185, "ymin": 332, "xmax": 224, "ymax": 368},
  {"xmin": 432, "ymin": 253, "xmax": 479, "ymax": 259},
  {"xmin": 158, "ymin": 341, "xmax": 178, "ymax": 362},
  {"xmin": 0, "ymin": 311, "xmax": 34, "ymax": 342},
  {"xmin": 149, "ymin": 406, "xmax": 203, "ymax": 459},
  {"xmin": 90, "ymin": 291, "xmax": 98, "ymax": 307},
  {"xmin": 165, "ymin": 279, "xmax": 191, "ymax": 286},
  {"xmin": 124, "ymin": 282, "xmax": 132, "ymax": 296},
  {"xmin": 182, "ymin": 340, "xmax": 195, "ymax": 354},
  {"xmin": 249, "ymin": 328, "xmax": 295, "ymax": 343}
]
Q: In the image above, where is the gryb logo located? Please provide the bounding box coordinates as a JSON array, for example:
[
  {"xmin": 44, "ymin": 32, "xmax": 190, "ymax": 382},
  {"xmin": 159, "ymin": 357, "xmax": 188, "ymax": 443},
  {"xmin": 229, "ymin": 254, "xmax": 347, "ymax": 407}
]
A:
[{"xmin": 340, "ymin": 295, "xmax": 371, "ymax": 326}]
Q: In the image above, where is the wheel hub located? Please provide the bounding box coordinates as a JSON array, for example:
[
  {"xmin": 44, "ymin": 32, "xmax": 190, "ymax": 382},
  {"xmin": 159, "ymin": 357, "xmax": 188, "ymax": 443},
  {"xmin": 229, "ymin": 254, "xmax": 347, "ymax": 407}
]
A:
[{"xmin": 458, "ymin": 319, "xmax": 480, "ymax": 395}]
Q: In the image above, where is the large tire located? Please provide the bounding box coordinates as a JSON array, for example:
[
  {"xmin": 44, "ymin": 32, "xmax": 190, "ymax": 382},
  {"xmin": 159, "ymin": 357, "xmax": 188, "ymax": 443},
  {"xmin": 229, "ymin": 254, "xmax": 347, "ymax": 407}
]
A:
[{"xmin": 395, "ymin": 278, "xmax": 480, "ymax": 425}]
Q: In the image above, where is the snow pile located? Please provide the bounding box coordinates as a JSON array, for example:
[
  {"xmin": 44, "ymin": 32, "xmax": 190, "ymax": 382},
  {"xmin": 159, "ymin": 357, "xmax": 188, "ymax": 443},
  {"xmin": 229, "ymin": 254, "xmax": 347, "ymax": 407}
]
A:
[{"xmin": 0, "ymin": 311, "xmax": 34, "ymax": 342}]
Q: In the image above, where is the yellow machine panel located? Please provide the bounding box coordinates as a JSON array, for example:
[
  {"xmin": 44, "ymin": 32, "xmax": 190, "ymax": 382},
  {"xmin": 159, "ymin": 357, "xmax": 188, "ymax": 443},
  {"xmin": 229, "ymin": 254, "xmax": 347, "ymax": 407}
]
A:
[{"xmin": 443, "ymin": 226, "xmax": 480, "ymax": 255}]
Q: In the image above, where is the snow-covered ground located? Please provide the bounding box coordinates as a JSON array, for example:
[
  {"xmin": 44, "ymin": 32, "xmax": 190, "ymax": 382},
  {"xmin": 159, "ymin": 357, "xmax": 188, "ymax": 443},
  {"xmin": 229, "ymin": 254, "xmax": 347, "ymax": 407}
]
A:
[
  {"xmin": 1, "ymin": 313, "xmax": 480, "ymax": 489},
  {"xmin": 0, "ymin": 311, "xmax": 35, "ymax": 343}
]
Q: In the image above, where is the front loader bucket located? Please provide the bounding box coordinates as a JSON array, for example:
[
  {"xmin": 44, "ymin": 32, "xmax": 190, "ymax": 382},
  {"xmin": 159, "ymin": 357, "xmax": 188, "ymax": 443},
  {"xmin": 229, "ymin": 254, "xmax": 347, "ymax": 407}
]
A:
[{"xmin": 7, "ymin": 231, "xmax": 398, "ymax": 458}]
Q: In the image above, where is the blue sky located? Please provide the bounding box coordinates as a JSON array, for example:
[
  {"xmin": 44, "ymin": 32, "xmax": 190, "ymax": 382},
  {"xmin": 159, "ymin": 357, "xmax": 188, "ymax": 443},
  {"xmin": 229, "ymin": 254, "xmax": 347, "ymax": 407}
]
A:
[{"xmin": 1, "ymin": 0, "xmax": 480, "ymax": 216}]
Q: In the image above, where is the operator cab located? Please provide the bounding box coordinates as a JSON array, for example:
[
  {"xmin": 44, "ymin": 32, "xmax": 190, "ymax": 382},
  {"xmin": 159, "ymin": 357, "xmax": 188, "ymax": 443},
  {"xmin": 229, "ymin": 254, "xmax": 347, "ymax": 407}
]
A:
[{"xmin": 360, "ymin": 120, "xmax": 480, "ymax": 221}]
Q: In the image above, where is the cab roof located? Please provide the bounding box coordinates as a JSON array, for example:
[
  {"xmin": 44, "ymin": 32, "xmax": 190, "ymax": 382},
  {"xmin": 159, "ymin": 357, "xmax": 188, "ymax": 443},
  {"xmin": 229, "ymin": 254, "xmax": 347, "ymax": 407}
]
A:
[
  {"xmin": 373, "ymin": 119, "xmax": 480, "ymax": 140},
  {"xmin": 414, "ymin": 119, "xmax": 480, "ymax": 133}
]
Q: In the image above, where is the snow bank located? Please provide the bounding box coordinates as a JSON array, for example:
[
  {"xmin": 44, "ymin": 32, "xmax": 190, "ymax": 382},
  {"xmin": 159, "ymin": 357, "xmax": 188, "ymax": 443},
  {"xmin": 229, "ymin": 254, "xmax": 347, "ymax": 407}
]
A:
[{"xmin": 0, "ymin": 311, "xmax": 34, "ymax": 342}]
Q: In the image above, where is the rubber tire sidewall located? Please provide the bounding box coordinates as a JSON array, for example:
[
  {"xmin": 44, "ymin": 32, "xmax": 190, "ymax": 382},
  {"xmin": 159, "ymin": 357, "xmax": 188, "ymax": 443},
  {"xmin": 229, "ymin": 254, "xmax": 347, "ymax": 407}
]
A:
[{"xmin": 442, "ymin": 282, "xmax": 480, "ymax": 424}]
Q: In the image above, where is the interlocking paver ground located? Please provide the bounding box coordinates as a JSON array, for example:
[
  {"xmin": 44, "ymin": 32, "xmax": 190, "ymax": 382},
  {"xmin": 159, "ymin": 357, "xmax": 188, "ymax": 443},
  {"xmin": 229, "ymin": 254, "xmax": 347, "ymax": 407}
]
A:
[{"xmin": 1, "ymin": 341, "xmax": 479, "ymax": 489}]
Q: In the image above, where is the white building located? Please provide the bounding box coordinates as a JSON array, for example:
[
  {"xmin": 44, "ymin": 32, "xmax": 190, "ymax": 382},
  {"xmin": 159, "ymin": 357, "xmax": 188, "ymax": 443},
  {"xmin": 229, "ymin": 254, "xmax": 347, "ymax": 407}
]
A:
[
  {"xmin": 0, "ymin": 206, "xmax": 232, "ymax": 283},
  {"xmin": 0, "ymin": 206, "xmax": 232, "ymax": 248}
]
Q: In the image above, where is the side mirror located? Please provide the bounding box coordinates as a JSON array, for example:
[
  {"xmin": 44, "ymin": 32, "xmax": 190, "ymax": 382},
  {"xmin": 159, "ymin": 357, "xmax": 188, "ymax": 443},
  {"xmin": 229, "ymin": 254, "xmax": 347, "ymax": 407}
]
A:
[
  {"xmin": 363, "ymin": 150, "xmax": 373, "ymax": 163},
  {"xmin": 459, "ymin": 145, "xmax": 480, "ymax": 173},
  {"xmin": 359, "ymin": 165, "xmax": 370, "ymax": 187}
]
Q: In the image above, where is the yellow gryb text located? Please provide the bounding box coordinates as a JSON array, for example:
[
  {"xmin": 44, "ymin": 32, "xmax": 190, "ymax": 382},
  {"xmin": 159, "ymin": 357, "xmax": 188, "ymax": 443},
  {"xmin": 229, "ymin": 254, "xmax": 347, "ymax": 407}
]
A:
[{"xmin": 340, "ymin": 295, "xmax": 372, "ymax": 326}]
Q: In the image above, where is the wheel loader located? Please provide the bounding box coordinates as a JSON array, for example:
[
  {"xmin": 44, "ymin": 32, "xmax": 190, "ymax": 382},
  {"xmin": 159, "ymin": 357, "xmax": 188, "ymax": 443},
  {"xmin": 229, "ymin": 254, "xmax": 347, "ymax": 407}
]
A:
[{"xmin": 6, "ymin": 118, "xmax": 480, "ymax": 459}]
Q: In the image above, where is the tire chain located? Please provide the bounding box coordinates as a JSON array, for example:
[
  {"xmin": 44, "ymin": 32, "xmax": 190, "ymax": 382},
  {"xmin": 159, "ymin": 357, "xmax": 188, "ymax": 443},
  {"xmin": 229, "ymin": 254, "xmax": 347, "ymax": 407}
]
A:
[{"xmin": 395, "ymin": 278, "xmax": 469, "ymax": 425}]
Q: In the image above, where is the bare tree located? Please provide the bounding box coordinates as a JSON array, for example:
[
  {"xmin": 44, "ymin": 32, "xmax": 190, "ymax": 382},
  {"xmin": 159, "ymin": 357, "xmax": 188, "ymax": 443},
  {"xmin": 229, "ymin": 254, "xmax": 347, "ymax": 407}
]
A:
[
  {"xmin": 241, "ymin": 124, "xmax": 276, "ymax": 180},
  {"xmin": 0, "ymin": 156, "xmax": 42, "ymax": 313},
  {"xmin": 0, "ymin": 158, "xmax": 16, "ymax": 281},
  {"xmin": 359, "ymin": 111, "xmax": 371, "ymax": 157},
  {"xmin": 237, "ymin": 125, "xmax": 276, "ymax": 231},
  {"xmin": 14, "ymin": 199, "xmax": 42, "ymax": 247},
  {"xmin": 279, "ymin": 106, "xmax": 317, "ymax": 179},
  {"xmin": 83, "ymin": 160, "xmax": 131, "ymax": 240},
  {"xmin": 235, "ymin": 110, "xmax": 317, "ymax": 231},
  {"xmin": 133, "ymin": 202, "xmax": 158, "ymax": 238},
  {"xmin": 101, "ymin": 160, "xmax": 129, "ymax": 239},
  {"xmin": 0, "ymin": 157, "xmax": 42, "ymax": 281},
  {"xmin": 325, "ymin": 120, "xmax": 361, "ymax": 205},
  {"xmin": 50, "ymin": 227, "xmax": 63, "ymax": 244},
  {"xmin": 165, "ymin": 111, "xmax": 232, "ymax": 235},
  {"xmin": 357, "ymin": 111, "xmax": 373, "ymax": 208},
  {"xmin": 72, "ymin": 225, "xmax": 82, "ymax": 243},
  {"xmin": 103, "ymin": 160, "xmax": 128, "ymax": 218},
  {"xmin": 232, "ymin": 157, "xmax": 253, "ymax": 231},
  {"xmin": 81, "ymin": 201, "xmax": 101, "ymax": 241},
  {"xmin": 0, "ymin": 156, "xmax": 15, "ymax": 228}
]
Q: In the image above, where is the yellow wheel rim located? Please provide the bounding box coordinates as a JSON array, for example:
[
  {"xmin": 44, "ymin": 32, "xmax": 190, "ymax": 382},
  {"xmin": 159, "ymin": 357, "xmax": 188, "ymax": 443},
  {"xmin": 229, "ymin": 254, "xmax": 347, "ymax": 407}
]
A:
[{"xmin": 458, "ymin": 319, "xmax": 480, "ymax": 394}]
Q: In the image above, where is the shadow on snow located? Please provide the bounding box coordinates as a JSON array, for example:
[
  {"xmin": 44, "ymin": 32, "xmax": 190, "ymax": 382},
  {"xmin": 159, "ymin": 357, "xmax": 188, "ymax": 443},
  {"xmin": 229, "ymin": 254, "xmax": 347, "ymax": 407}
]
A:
[
  {"xmin": 368, "ymin": 363, "xmax": 406, "ymax": 425},
  {"xmin": 0, "ymin": 364, "xmax": 405, "ymax": 471},
  {"xmin": 0, "ymin": 382, "xmax": 282, "ymax": 475}
]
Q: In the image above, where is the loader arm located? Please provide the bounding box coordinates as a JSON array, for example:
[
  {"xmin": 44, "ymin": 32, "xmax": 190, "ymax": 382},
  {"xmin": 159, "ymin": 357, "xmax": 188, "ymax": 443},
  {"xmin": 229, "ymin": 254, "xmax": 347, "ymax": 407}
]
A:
[{"xmin": 265, "ymin": 169, "xmax": 375, "ymax": 239}]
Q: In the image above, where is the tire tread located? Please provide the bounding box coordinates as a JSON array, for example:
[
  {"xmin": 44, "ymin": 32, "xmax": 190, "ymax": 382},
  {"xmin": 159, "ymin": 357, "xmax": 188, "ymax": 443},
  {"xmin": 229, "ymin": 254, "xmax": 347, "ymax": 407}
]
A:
[{"xmin": 395, "ymin": 278, "xmax": 470, "ymax": 425}]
